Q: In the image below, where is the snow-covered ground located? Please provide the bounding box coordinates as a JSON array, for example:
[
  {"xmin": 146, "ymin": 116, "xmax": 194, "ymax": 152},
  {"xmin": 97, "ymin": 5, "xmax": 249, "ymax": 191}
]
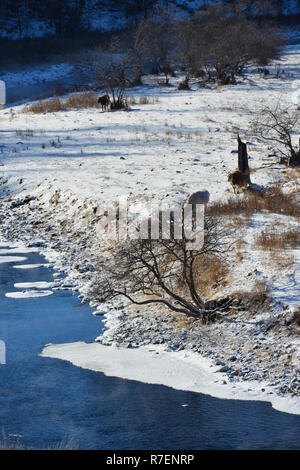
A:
[
  {"xmin": 1, "ymin": 47, "xmax": 299, "ymax": 202},
  {"xmin": 0, "ymin": 44, "xmax": 299, "ymax": 414}
]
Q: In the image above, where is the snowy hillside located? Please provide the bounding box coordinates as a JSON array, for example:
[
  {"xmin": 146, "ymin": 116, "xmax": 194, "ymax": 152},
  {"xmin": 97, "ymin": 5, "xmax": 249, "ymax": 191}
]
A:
[
  {"xmin": 0, "ymin": 0, "xmax": 299, "ymax": 39},
  {"xmin": 0, "ymin": 43, "xmax": 299, "ymax": 407}
]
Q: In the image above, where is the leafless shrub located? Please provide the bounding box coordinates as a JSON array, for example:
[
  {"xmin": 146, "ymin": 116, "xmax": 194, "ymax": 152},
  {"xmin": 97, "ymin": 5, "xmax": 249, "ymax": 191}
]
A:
[
  {"xmin": 250, "ymin": 101, "xmax": 300, "ymax": 166},
  {"xmin": 15, "ymin": 129, "xmax": 34, "ymax": 137},
  {"xmin": 128, "ymin": 96, "xmax": 137, "ymax": 105},
  {"xmin": 135, "ymin": 11, "xmax": 175, "ymax": 84},
  {"xmin": 236, "ymin": 279, "xmax": 272, "ymax": 313},
  {"xmin": 91, "ymin": 214, "xmax": 234, "ymax": 323},
  {"xmin": 73, "ymin": 39, "xmax": 141, "ymax": 110},
  {"xmin": 286, "ymin": 308, "xmax": 300, "ymax": 328},
  {"xmin": 174, "ymin": 4, "xmax": 284, "ymax": 84},
  {"xmin": 140, "ymin": 96, "xmax": 156, "ymax": 105},
  {"xmin": 0, "ymin": 431, "xmax": 25, "ymax": 450},
  {"xmin": 177, "ymin": 76, "xmax": 190, "ymax": 90}
]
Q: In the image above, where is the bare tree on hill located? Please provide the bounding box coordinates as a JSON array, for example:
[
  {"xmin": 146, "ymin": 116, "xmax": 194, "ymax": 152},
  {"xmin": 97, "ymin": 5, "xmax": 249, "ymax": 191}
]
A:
[
  {"xmin": 250, "ymin": 102, "xmax": 300, "ymax": 166},
  {"xmin": 174, "ymin": 4, "xmax": 284, "ymax": 84}
]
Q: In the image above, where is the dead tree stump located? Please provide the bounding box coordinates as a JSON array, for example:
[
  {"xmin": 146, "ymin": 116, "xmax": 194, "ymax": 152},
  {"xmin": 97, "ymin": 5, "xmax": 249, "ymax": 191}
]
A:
[{"xmin": 238, "ymin": 135, "xmax": 251, "ymax": 185}]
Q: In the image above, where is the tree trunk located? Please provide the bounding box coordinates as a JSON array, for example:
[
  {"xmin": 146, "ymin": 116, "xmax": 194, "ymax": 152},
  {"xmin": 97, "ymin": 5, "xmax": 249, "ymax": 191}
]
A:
[{"xmin": 238, "ymin": 135, "xmax": 251, "ymax": 185}]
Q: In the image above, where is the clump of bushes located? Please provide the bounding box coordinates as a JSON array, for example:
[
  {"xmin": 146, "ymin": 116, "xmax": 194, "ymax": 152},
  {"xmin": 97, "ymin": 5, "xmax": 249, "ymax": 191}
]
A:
[
  {"xmin": 285, "ymin": 308, "xmax": 300, "ymax": 328},
  {"xmin": 177, "ymin": 77, "xmax": 190, "ymax": 90}
]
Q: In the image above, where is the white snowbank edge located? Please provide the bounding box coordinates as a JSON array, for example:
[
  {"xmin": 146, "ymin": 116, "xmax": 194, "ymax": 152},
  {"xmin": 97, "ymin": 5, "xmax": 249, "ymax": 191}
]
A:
[{"xmin": 40, "ymin": 341, "xmax": 300, "ymax": 416}]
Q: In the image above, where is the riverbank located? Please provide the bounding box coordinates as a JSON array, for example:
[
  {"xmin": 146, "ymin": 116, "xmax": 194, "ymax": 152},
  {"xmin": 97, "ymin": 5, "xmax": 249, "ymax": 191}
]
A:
[{"xmin": 0, "ymin": 191, "xmax": 299, "ymax": 415}]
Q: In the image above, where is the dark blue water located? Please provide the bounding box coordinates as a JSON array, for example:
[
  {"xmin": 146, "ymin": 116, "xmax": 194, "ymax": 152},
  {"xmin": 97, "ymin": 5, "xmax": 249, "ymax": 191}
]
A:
[{"xmin": 0, "ymin": 249, "xmax": 300, "ymax": 450}]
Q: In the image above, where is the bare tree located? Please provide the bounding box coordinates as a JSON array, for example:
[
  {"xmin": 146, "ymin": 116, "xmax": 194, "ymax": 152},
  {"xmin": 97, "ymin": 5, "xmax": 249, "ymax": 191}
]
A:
[
  {"xmin": 173, "ymin": 18, "xmax": 206, "ymax": 79},
  {"xmin": 117, "ymin": 26, "xmax": 149, "ymax": 87},
  {"xmin": 135, "ymin": 10, "xmax": 176, "ymax": 83},
  {"xmin": 91, "ymin": 214, "xmax": 233, "ymax": 323},
  {"xmin": 223, "ymin": 0, "xmax": 282, "ymax": 17},
  {"xmin": 250, "ymin": 101, "xmax": 300, "ymax": 166},
  {"xmin": 177, "ymin": 4, "xmax": 284, "ymax": 84},
  {"xmin": 73, "ymin": 40, "xmax": 141, "ymax": 109}
]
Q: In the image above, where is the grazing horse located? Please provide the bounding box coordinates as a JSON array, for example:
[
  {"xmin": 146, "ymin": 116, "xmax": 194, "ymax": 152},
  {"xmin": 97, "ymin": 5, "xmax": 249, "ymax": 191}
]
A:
[
  {"xmin": 183, "ymin": 190, "xmax": 210, "ymax": 232},
  {"xmin": 228, "ymin": 170, "xmax": 245, "ymax": 194},
  {"xmin": 98, "ymin": 94, "xmax": 110, "ymax": 111}
]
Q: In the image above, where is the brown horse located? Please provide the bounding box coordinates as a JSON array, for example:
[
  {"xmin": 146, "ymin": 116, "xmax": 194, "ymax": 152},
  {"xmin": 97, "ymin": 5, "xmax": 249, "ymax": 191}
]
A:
[
  {"xmin": 98, "ymin": 94, "xmax": 110, "ymax": 111},
  {"xmin": 228, "ymin": 170, "xmax": 245, "ymax": 194}
]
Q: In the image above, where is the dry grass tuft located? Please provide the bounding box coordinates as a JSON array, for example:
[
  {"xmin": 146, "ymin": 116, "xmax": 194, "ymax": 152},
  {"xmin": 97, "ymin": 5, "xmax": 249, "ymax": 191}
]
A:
[
  {"xmin": 208, "ymin": 185, "xmax": 300, "ymax": 218},
  {"xmin": 176, "ymin": 317, "xmax": 197, "ymax": 329},
  {"xmin": 252, "ymin": 279, "xmax": 271, "ymax": 298},
  {"xmin": 24, "ymin": 93, "xmax": 100, "ymax": 113},
  {"xmin": 268, "ymin": 250, "xmax": 295, "ymax": 271},
  {"xmin": 63, "ymin": 93, "xmax": 99, "ymax": 108},
  {"xmin": 253, "ymin": 222, "xmax": 297, "ymax": 270},
  {"xmin": 0, "ymin": 431, "xmax": 75, "ymax": 450},
  {"xmin": 127, "ymin": 96, "xmax": 159, "ymax": 106},
  {"xmin": 233, "ymin": 280, "xmax": 272, "ymax": 313},
  {"xmin": 254, "ymin": 227, "xmax": 300, "ymax": 250},
  {"xmin": 25, "ymin": 98, "xmax": 64, "ymax": 113},
  {"xmin": 193, "ymin": 254, "xmax": 229, "ymax": 299},
  {"xmin": 139, "ymin": 96, "xmax": 150, "ymax": 105}
]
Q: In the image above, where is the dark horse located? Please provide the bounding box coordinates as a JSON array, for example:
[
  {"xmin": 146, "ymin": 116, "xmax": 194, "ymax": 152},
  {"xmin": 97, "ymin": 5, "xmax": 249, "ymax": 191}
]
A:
[{"xmin": 98, "ymin": 94, "xmax": 110, "ymax": 111}]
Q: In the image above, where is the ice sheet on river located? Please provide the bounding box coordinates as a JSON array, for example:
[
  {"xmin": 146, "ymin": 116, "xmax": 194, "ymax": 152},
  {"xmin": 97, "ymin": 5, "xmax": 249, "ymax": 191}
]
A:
[
  {"xmin": 41, "ymin": 341, "xmax": 300, "ymax": 416},
  {"xmin": 0, "ymin": 256, "xmax": 27, "ymax": 264},
  {"xmin": 6, "ymin": 290, "xmax": 53, "ymax": 298}
]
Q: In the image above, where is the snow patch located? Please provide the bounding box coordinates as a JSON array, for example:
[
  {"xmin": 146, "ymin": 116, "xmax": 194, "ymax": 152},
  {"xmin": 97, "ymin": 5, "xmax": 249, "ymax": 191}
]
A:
[
  {"xmin": 5, "ymin": 290, "xmax": 53, "ymax": 298},
  {"xmin": 14, "ymin": 281, "xmax": 55, "ymax": 289}
]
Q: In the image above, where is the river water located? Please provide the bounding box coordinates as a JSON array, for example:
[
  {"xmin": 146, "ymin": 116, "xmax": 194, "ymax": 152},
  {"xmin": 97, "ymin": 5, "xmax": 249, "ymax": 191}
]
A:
[
  {"xmin": 5, "ymin": 77, "xmax": 78, "ymax": 106},
  {"xmin": 0, "ymin": 249, "xmax": 300, "ymax": 449}
]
